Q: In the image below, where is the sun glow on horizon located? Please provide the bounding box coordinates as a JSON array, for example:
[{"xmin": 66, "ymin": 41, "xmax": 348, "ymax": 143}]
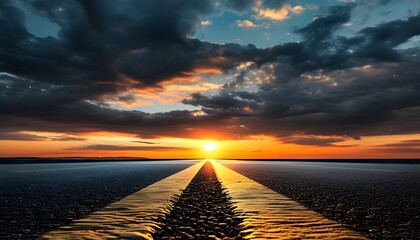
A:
[
  {"xmin": 1, "ymin": 132, "xmax": 420, "ymax": 158},
  {"xmin": 204, "ymin": 142, "xmax": 217, "ymax": 152}
]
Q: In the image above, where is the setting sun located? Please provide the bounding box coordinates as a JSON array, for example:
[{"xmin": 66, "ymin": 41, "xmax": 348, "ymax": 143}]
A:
[{"xmin": 204, "ymin": 142, "xmax": 217, "ymax": 152}]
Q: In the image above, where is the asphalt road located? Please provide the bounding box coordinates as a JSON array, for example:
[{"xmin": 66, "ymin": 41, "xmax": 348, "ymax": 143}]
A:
[
  {"xmin": 2, "ymin": 160, "xmax": 419, "ymax": 239},
  {"xmin": 0, "ymin": 161, "xmax": 193, "ymax": 239},
  {"xmin": 223, "ymin": 161, "xmax": 420, "ymax": 239}
]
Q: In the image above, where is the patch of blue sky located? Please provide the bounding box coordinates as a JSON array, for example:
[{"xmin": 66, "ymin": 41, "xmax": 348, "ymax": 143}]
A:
[
  {"xmin": 197, "ymin": 0, "xmax": 418, "ymax": 48},
  {"xmin": 20, "ymin": 4, "xmax": 60, "ymax": 38},
  {"xmin": 196, "ymin": 1, "xmax": 329, "ymax": 48},
  {"xmin": 396, "ymin": 35, "xmax": 420, "ymax": 50}
]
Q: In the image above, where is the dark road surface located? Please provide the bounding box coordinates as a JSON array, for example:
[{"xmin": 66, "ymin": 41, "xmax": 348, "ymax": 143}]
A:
[
  {"xmin": 2, "ymin": 160, "xmax": 419, "ymax": 239},
  {"xmin": 0, "ymin": 161, "xmax": 193, "ymax": 239},
  {"xmin": 224, "ymin": 161, "xmax": 420, "ymax": 239},
  {"xmin": 153, "ymin": 162, "xmax": 244, "ymax": 240}
]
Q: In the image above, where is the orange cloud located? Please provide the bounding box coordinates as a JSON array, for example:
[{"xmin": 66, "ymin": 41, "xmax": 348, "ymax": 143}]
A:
[
  {"xmin": 200, "ymin": 20, "xmax": 212, "ymax": 27},
  {"xmin": 103, "ymin": 79, "xmax": 223, "ymax": 108},
  {"xmin": 192, "ymin": 67, "xmax": 223, "ymax": 74},
  {"xmin": 254, "ymin": 4, "xmax": 304, "ymax": 21},
  {"xmin": 290, "ymin": 5, "xmax": 304, "ymax": 14},
  {"xmin": 162, "ymin": 67, "xmax": 222, "ymax": 84}
]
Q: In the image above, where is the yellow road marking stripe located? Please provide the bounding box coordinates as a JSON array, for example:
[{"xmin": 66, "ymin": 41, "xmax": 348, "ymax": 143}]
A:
[
  {"xmin": 40, "ymin": 161, "xmax": 204, "ymax": 240},
  {"xmin": 212, "ymin": 160, "xmax": 368, "ymax": 239}
]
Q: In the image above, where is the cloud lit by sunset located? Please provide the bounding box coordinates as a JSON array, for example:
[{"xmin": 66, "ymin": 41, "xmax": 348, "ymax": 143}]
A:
[{"xmin": 0, "ymin": 0, "xmax": 419, "ymax": 159}]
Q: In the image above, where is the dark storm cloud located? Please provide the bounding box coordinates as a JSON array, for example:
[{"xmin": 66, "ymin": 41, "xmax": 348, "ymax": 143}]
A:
[
  {"xmin": 70, "ymin": 144, "xmax": 195, "ymax": 151},
  {"xmin": 281, "ymin": 136, "xmax": 353, "ymax": 147},
  {"xmin": 183, "ymin": 53, "xmax": 420, "ymax": 142},
  {"xmin": 257, "ymin": 7, "xmax": 420, "ymax": 75},
  {"xmin": 0, "ymin": 130, "xmax": 86, "ymax": 141},
  {"xmin": 183, "ymin": 92, "xmax": 258, "ymax": 116},
  {"xmin": 0, "ymin": 80, "xmax": 230, "ymax": 138},
  {"xmin": 249, "ymin": 5, "xmax": 358, "ymax": 74},
  {"xmin": 0, "ymin": 131, "xmax": 46, "ymax": 141},
  {"xmin": 181, "ymin": 6, "xmax": 420, "ymax": 144},
  {"xmin": 295, "ymin": 4, "xmax": 353, "ymax": 43},
  {"xmin": 132, "ymin": 140, "xmax": 156, "ymax": 145},
  {"xmin": 0, "ymin": 1, "xmax": 30, "ymax": 46},
  {"xmin": 368, "ymin": 147, "xmax": 420, "ymax": 154},
  {"xmin": 0, "ymin": 0, "xmax": 258, "ymax": 138},
  {"xmin": 47, "ymin": 136, "xmax": 86, "ymax": 141},
  {"xmin": 0, "ymin": 0, "xmax": 258, "ymax": 94},
  {"xmin": 1, "ymin": 1, "xmax": 420, "ymax": 147},
  {"xmin": 375, "ymin": 139, "xmax": 420, "ymax": 148},
  {"xmin": 354, "ymin": 15, "xmax": 420, "ymax": 61}
]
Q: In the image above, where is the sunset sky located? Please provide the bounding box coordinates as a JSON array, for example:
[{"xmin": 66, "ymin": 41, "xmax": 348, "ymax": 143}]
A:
[{"xmin": 0, "ymin": 0, "xmax": 419, "ymax": 158}]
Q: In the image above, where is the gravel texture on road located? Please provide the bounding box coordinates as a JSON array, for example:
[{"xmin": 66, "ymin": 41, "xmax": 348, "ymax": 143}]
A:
[{"xmin": 153, "ymin": 162, "xmax": 244, "ymax": 240}]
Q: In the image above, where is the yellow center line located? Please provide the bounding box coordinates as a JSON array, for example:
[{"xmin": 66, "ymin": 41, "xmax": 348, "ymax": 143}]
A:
[
  {"xmin": 40, "ymin": 161, "xmax": 205, "ymax": 240},
  {"xmin": 212, "ymin": 160, "xmax": 368, "ymax": 239}
]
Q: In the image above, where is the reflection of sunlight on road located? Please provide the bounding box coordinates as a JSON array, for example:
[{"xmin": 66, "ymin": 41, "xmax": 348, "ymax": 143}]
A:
[{"xmin": 212, "ymin": 160, "xmax": 368, "ymax": 239}]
